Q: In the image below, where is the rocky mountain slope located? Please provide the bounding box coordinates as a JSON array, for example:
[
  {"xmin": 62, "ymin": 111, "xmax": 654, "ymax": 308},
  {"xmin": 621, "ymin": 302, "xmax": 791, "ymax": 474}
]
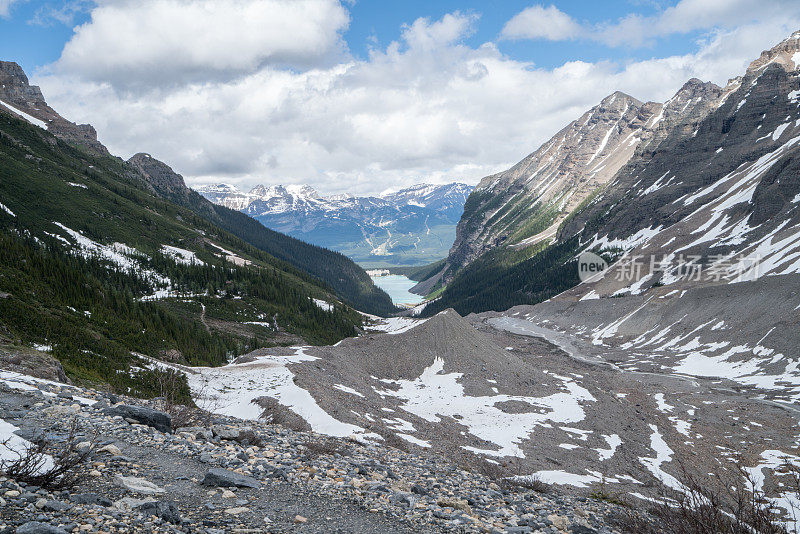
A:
[
  {"xmin": 420, "ymin": 30, "xmax": 800, "ymax": 317},
  {"xmin": 196, "ymin": 183, "xmax": 473, "ymax": 266},
  {"xmin": 0, "ymin": 60, "xmax": 396, "ymax": 318},
  {"xmin": 116, "ymin": 295, "xmax": 800, "ymax": 530},
  {"xmin": 445, "ymin": 80, "xmax": 722, "ymax": 276}
]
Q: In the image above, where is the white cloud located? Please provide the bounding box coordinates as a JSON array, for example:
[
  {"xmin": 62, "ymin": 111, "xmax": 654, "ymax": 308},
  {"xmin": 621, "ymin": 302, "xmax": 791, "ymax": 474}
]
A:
[
  {"xmin": 28, "ymin": 1, "xmax": 95, "ymax": 27},
  {"xmin": 501, "ymin": 5, "xmax": 582, "ymax": 41},
  {"xmin": 52, "ymin": 0, "xmax": 350, "ymax": 87},
  {"xmin": 401, "ymin": 12, "xmax": 480, "ymax": 50},
  {"xmin": 32, "ymin": 10, "xmax": 800, "ymax": 196},
  {"xmin": 503, "ymin": 0, "xmax": 800, "ymax": 48},
  {"xmin": 595, "ymin": 0, "xmax": 800, "ymax": 47},
  {"xmin": 0, "ymin": 0, "xmax": 20, "ymax": 18}
]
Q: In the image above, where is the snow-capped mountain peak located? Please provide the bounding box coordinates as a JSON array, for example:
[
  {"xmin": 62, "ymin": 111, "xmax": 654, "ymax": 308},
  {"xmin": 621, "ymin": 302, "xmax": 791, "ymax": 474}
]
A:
[{"xmin": 195, "ymin": 182, "xmax": 474, "ymax": 263}]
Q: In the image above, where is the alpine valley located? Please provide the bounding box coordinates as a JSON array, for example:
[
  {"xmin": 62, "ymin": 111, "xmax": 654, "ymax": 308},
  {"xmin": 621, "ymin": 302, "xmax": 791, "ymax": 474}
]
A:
[
  {"xmin": 196, "ymin": 182, "xmax": 472, "ymax": 266},
  {"xmin": 3, "ymin": 23, "xmax": 800, "ymax": 534}
]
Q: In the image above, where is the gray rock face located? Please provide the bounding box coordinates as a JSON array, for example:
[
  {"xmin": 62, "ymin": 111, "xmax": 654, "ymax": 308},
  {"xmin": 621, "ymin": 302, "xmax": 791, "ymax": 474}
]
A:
[
  {"xmin": 439, "ymin": 79, "xmax": 722, "ymax": 283},
  {"xmin": 127, "ymin": 153, "xmax": 190, "ymax": 201},
  {"xmin": 201, "ymin": 468, "xmax": 261, "ymax": 489},
  {"xmin": 553, "ymin": 30, "xmax": 800, "ymax": 300},
  {"xmin": 104, "ymin": 405, "xmax": 172, "ymax": 433},
  {"xmin": 0, "ymin": 62, "xmax": 45, "ymax": 106}
]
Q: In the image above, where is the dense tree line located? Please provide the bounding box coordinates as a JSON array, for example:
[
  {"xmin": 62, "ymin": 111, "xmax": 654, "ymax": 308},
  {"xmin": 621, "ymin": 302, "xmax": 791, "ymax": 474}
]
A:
[
  {"xmin": 422, "ymin": 237, "xmax": 581, "ymax": 316},
  {"xmin": 0, "ymin": 227, "xmax": 361, "ymax": 394}
]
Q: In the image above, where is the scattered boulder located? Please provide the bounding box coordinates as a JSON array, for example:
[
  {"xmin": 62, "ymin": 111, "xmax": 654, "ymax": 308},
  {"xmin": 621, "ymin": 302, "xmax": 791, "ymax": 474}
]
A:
[
  {"xmin": 137, "ymin": 501, "xmax": 182, "ymax": 524},
  {"xmin": 114, "ymin": 475, "xmax": 166, "ymax": 495},
  {"xmin": 70, "ymin": 493, "xmax": 112, "ymax": 507},
  {"xmin": 113, "ymin": 496, "xmax": 156, "ymax": 511},
  {"xmin": 104, "ymin": 405, "xmax": 172, "ymax": 433},
  {"xmin": 211, "ymin": 425, "xmax": 240, "ymax": 440},
  {"xmin": 97, "ymin": 443, "xmax": 122, "ymax": 456},
  {"xmin": 201, "ymin": 468, "xmax": 260, "ymax": 489}
]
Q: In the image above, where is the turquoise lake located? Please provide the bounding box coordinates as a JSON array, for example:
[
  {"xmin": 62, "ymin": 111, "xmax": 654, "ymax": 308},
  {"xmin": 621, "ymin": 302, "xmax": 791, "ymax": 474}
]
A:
[{"xmin": 370, "ymin": 274, "xmax": 424, "ymax": 306}]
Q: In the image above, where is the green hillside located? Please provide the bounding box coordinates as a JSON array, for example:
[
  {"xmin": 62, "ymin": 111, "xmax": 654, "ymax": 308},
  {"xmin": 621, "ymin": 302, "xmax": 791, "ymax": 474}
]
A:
[
  {"xmin": 128, "ymin": 154, "xmax": 397, "ymax": 317},
  {"xmin": 0, "ymin": 112, "xmax": 364, "ymax": 395}
]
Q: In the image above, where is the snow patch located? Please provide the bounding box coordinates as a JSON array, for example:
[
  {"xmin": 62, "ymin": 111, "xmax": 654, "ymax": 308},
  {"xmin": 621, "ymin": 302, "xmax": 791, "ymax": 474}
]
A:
[
  {"xmin": 0, "ymin": 202, "xmax": 15, "ymax": 217},
  {"xmin": 161, "ymin": 245, "xmax": 204, "ymax": 266},
  {"xmin": 0, "ymin": 98, "xmax": 47, "ymax": 128},
  {"xmin": 374, "ymin": 357, "xmax": 596, "ymax": 458}
]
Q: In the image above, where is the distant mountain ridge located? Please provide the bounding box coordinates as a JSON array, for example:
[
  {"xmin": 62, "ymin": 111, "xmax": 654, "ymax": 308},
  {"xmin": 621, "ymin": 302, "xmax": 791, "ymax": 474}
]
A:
[{"xmin": 196, "ymin": 182, "xmax": 473, "ymax": 266}]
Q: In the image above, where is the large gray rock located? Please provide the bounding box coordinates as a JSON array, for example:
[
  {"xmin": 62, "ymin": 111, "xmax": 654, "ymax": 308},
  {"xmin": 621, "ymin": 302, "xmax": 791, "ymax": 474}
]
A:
[
  {"xmin": 16, "ymin": 522, "xmax": 68, "ymax": 534},
  {"xmin": 104, "ymin": 405, "xmax": 172, "ymax": 433},
  {"xmin": 201, "ymin": 468, "xmax": 260, "ymax": 489}
]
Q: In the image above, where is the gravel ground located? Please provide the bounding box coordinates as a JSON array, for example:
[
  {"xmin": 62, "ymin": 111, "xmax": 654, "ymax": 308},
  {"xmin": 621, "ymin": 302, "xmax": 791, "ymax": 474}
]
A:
[{"xmin": 0, "ymin": 375, "xmax": 639, "ymax": 534}]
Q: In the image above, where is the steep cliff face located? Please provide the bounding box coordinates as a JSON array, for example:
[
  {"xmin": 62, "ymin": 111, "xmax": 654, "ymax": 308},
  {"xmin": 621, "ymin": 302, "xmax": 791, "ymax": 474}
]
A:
[
  {"xmin": 0, "ymin": 61, "xmax": 107, "ymax": 155},
  {"xmin": 128, "ymin": 152, "xmax": 194, "ymax": 202},
  {"xmin": 445, "ymin": 80, "xmax": 722, "ymax": 280}
]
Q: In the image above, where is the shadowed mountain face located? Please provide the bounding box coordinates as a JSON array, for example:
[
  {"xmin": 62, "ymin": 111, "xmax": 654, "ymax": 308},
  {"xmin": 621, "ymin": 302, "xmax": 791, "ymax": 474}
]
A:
[
  {"xmin": 421, "ymin": 31, "xmax": 800, "ymax": 317},
  {"xmin": 196, "ymin": 183, "xmax": 473, "ymax": 266},
  {"xmin": 444, "ymin": 80, "xmax": 723, "ymax": 277}
]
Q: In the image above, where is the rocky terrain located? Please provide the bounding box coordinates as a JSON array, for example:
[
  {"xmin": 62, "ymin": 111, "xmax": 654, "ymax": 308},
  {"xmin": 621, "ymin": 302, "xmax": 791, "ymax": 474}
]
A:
[
  {"xmin": 0, "ymin": 61, "xmax": 107, "ymax": 155},
  {"xmin": 114, "ymin": 295, "xmax": 797, "ymax": 531},
  {"xmin": 196, "ymin": 183, "xmax": 472, "ymax": 266},
  {"xmin": 0, "ymin": 368, "xmax": 636, "ymax": 534}
]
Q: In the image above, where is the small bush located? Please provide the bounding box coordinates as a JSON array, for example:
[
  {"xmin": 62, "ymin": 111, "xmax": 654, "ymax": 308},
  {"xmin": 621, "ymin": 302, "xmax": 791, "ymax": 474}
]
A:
[
  {"xmin": 301, "ymin": 439, "xmax": 349, "ymax": 459},
  {"xmin": 508, "ymin": 474, "xmax": 553, "ymax": 494},
  {"xmin": 617, "ymin": 459, "xmax": 793, "ymax": 534},
  {"xmin": 0, "ymin": 419, "xmax": 95, "ymax": 490}
]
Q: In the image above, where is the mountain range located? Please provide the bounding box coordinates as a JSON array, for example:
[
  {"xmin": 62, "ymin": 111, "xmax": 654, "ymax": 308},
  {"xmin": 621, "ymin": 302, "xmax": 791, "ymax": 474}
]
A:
[
  {"xmin": 196, "ymin": 182, "xmax": 473, "ymax": 266},
  {"xmin": 3, "ymin": 27, "xmax": 800, "ymax": 532},
  {"xmin": 0, "ymin": 59, "xmax": 400, "ymax": 394},
  {"xmin": 0, "ymin": 60, "xmax": 395, "ymax": 317},
  {"xmin": 418, "ymin": 30, "xmax": 800, "ymax": 317}
]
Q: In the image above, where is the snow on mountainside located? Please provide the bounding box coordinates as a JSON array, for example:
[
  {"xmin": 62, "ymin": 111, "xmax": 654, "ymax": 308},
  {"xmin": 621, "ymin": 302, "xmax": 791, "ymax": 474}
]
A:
[
  {"xmin": 196, "ymin": 182, "xmax": 473, "ymax": 265},
  {"xmin": 444, "ymin": 80, "xmax": 723, "ymax": 279},
  {"xmin": 558, "ymin": 29, "xmax": 800, "ymax": 300},
  {"xmin": 165, "ymin": 34, "xmax": 800, "ymax": 517}
]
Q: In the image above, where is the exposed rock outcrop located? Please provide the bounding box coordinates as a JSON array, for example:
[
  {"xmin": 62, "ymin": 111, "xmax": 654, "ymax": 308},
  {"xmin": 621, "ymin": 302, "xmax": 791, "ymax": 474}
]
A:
[{"xmin": 0, "ymin": 61, "xmax": 108, "ymax": 155}]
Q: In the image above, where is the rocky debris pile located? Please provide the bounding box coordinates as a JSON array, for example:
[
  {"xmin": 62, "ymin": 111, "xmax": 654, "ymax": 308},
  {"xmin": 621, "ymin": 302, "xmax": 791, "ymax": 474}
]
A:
[{"xmin": 0, "ymin": 372, "xmax": 640, "ymax": 533}]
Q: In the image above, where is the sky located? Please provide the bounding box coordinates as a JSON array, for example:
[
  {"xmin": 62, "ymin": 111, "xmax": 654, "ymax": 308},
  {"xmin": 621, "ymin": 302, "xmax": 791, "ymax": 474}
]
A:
[{"xmin": 2, "ymin": 0, "xmax": 800, "ymax": 196}]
